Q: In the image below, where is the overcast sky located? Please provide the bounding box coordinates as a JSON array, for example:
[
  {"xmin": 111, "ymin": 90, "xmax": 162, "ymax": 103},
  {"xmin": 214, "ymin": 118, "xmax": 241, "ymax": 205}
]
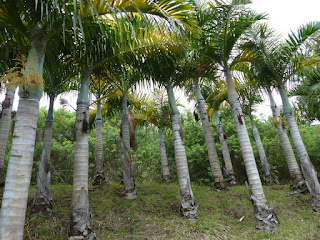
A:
[
  {"xmin": 2, "ymin": 0, "xmax": 320, "ymax": 116},
  {"xmin": 249, "ymin": 0, "xmax": 320, "ymax": 118},
  {"xmin": 251, "ymin": 0, "xmax": 320, "ymax": 37}
]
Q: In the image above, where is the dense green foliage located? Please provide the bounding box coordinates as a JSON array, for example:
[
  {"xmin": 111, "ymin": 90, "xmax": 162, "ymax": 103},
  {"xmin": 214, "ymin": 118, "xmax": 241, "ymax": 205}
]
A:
[{"xmin": 25, "ymin": 107, "xmax": 320, "ymax": 186}]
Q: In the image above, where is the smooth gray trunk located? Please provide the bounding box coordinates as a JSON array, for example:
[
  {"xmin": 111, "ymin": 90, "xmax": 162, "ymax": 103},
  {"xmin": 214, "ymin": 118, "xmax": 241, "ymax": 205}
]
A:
[
  {"xmin": 120, "ymin": 90, "xmax": 136, "ymax": 199},
  {"xmin": 267, "ymin": 89, "xmax": 307, "ymax": 193},
  {"xmin": 92, "ymin": 101, "xmax": 105, "ymax": 187},
  {"xmin": 0, "ymin": 34, "xmax": 46, "ymax": 240},
  {"xmin": 0, "ymin": 89, "xmax": 15, "ymax": 186},
  {"xmin": 167, "ymin": 83, "xmax": 198, "ymax": 219},
  {"xmin": 279, "ymin": 85, "xmax": 320, "ymax": 211},
  {"xmin": 158, "ymin": 127, "xmax": 171, "ymax": 182},
  {"xmin": 251, "ymin": 119, "xmax": 279, "ymax": 185},
  {"xmin": 225, "ymin": 70, "xmax": 278, "ymax": 231},
  {"xmin": 194, "ymin": 82, "xmax": 226, "ymax": 190},
  {"xmin": 32, "ymin": 92, "xmax": 55, "ymax": 216},
  {"xmin": 213, "ymin": 110, "xmax": 237, "ymax": 186},
  {"xmin": 70, "ymin": 66, "xmax": 96, "ymax": 239}
]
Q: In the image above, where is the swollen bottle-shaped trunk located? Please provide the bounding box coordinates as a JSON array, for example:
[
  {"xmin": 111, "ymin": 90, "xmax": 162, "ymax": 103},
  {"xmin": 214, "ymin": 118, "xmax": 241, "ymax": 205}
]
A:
[
  {"xmin": 278, "ymin": 84, "xmax": 320, "ymax": 211},
  {"xmin": 32, "ymin": 92, "xmax": 55, "ymax": 215},
  {"xmin": 0, "ymin": 89, "xmax": 15, "ymax": 186},
  {"xmin": 224, "ymin": 70, "xmax": 278, "ymax": 231},
  {"xmin": 69, "ymin": 66, "xmax": 95, "ymax": 239},
  {"xmin": 251, "ymin": 118, "xmax": 279, "ymax": 185},
  {"xmin": 120, "ymin": 90, "xmax": 137, "ymax": 199},
  {"xmin": 213, "ymin": 110, "xmax": 237, "ymax": 186},
  {"xmin": 0, "ymin": 33, "xmax": 46, "ymax": 240},
  {"xmin": 267, "ymin": 89, "xmax": 307, "ymax": 193},
  {"xmin": 167, "ymin": 83, "xmax": 198, "ymax": 219},
  {"xmin": 92, "ymin": 100, "xmax": 105, "ymax": 186},
  {"xmin": 158, "ymin": 127, "xmax": 171, "ymax": 182},
  {"xmin": 194, "ymin": 82, "xmax": 226, "ymax": 190}
]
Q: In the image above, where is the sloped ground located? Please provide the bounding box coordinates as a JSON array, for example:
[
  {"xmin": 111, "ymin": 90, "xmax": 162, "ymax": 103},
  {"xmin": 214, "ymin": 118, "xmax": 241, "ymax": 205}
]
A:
[{"xmin": 17, "ymin": 183, "xmax": 320, "ymax": 239}]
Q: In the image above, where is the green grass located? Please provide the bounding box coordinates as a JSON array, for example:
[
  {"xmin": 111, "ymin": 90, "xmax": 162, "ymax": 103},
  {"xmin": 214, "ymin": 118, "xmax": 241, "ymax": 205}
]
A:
[{"xmin": 21, "ymin": 183, "xmax": 320, "ymax": 239}]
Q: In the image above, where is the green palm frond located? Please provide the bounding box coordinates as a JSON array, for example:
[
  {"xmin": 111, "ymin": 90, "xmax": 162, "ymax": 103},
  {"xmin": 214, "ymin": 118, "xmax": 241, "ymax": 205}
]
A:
[
  {"xmin": 285, "ymin": 22, "xmax": 320, "ymax": 54},
  {"xmin": 198, "ymin": 0, "xmax": 265, "ymax": 69},
  {"xmin": 43, "ymin": 40, "xmax": 80, "ymax": 95},
  {"xmin": 84, "ymin": 0, "xmax": 199, "ymax": 33}
]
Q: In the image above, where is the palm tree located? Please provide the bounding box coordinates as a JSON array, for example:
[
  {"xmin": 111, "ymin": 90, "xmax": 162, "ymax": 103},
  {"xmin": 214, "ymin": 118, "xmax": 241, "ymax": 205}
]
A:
[
  {"xmin": 176, "ymin": 47, "xmax": 227, "ymax": 190},
  {"xmin": 158, "ymin": 127, "xmax": 171, "ymax": 182},
  {"xmin": 144, "ymin": 89, "xmax": 172, "ymax": 182},
  {"xmin": 235, "ymin": 70, "xmax": 279, "ymax": 185},
  {"xmin": 89, "ymin": 73, "xmax": 116, "ymax": 187},
  {"xmin": 0, "ymin": 45, "xmax": 17, "ymax": 186},
  {"xmin": 167, "ymin": 82, "xmax": 198, "ymax": 219},
  {"xmin": 278, "ymin": 81, "xmax": 320, "ymax": 211},
  {"xmin": 0, "ymin": 88, "xmax": 15, "ymax": 186},
  {"xmin": 69, "ymin": 1, "xmax": 198, "ymax": 237},
  {"xmin": 202, "ymin": 83, "xmax": 237, "ymax": 186},
  {"xmin": 243, "ymin": 21, "xmax": 320, "ymax": 210},
  {"xmin": 241, "ymin": 23, "xmax": 308, "ymax": 192},
  {"xmin": 267, "ymin": 88, "xmax": 307, "ymax": 192},
  {"xmin": 138, "ymin": 38, "xmax": 198, "ymax": 218},
  {"xmin": 194, "ymin": 81, "xmax": 226, "ymax": 190},
  {"xmin": 31, "ymin": 44, "xmax": 78, "ymax": 216},
  {"xmin": 199, "ymin": 0, "xmax": 278, "ymax": 230},
  {"xmin": 118, "ymin": 69, "xmax": 140, "ymax": 199},
  {"xmin": 0, "ymin": 1, "xmax": 79, "ymax": 237},
  {"xmin": 0, "ymin": 0, "xmax": 198, "ymax": 237},
  {"xmin": 290, "ymin": 64, "xmax": 320, "ymax": 123}
]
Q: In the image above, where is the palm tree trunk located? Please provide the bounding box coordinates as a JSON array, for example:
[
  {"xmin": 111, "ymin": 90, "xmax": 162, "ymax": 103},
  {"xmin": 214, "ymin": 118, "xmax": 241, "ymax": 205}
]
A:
[
  {"xmin": 0, "ymin": 89, "xmax": 15, "ymax": 186},
  {"xmin": 120, "ymin": 90, "xmax": 137, "ymax": 199},
  {"xmin": 194, "ymin": 82, "xmax": 226, "ymax": 190},
  {"xmin": 250, "ymin": 118, "xmax": 279, "ymax": 185},
  {"xmin": 267, "ymin": 89, "xmax": 307, "ymax": 193},
  {"xmin": 213, "ymin": 110, "xmax": 237, "ymax": 186},
  {"xmin": 0, "ymin": 34, "xmax": 46, "ymax": 240},
  {"xmin": 158, "ymin": 127, "xmax": 171, "ymax": 182},
  {"xmin": 167, "ymin": 83, "xmax": 198, "ymax": 219},
  {"xmin": 225, "ymin": 69, "xmax": 277, "ymax": 231},
  {"xmin": 32, "ymin": 92, "xmax": 55, "ymax": 216},
  {"xmin": 278, "ymin": 84, "xmax": 320, "ymax": 211},
  {"xmin": 70, "ymin": 66, "xmax": 96, "ymax": 239},
  {"xmin": 92, "ymin": 100, "xmax": 105, "ymax": 187}
]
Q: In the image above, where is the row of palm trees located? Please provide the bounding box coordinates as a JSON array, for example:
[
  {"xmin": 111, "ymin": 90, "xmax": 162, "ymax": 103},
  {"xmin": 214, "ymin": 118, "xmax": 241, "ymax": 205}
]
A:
[
  {"xmin": 0, "ymin": 0, "xmax": 320, "ymax": 238},
  {"xmin": 0, "ymin": 0, "xmax": 199, "ymax": 239}
]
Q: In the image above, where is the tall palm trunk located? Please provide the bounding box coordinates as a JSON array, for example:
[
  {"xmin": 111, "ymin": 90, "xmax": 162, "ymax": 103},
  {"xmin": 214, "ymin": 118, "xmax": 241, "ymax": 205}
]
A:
[
  {"xmin": 0, "ymin": 34, "xmax": 46, "ymax": 240},
  {"xmin": 213, "ymin": 110, "xmax": 237, "ymax": 186},
  {"xmin": 167, "ymin": 83, "xmax": 198, "ymax": 219},
  {"xmin": 92, "ymin": 100, "xmax": 105, "ymax": 187},
  {"xmin": 158, "ymin": 127, "xmax": 171, "ymax": 182},
  {"xmin": 278, "ymin": 84, "xmax": 320, "ymax": 211},
  {"xmin": 120, "ymin": 90, "xmax": 137, "ymax": 199},
  {"xmin": 0, "ymin": 89, "xmax": 15, "ymax": 186},
  {"xmin": 267, "ymin": 89, "xmax": 307, "ymax": 193},
  {"xmin": 250, "ymin": 118, "xmax": 279, "ymax": 185},
  {"xmin": 70, "ymin": 66, "xmax": 95, "ymax": 239},
  {"xmin": 194, "ymin": 82, "xmax": 226, "ymax": 190},
  {"xmin": 224, "ymin": 70, "xmax": 278, "ymax": 231},
  {"xmin": 32, "ymin": 92, "xmax": 55, "ymax": 215}
]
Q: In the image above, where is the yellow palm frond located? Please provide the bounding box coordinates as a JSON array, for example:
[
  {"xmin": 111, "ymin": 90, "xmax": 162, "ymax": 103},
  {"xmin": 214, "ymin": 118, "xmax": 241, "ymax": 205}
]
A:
[{"xmin": 0, "ymin": 55, "xmax": 43, "ymax": 90}]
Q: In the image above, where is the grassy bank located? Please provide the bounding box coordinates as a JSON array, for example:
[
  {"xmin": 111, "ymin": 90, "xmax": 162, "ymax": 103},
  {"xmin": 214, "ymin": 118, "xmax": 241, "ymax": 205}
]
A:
[{"xmin": 21, "ymin": 183, "xmax": 319, "ymax": 239}]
